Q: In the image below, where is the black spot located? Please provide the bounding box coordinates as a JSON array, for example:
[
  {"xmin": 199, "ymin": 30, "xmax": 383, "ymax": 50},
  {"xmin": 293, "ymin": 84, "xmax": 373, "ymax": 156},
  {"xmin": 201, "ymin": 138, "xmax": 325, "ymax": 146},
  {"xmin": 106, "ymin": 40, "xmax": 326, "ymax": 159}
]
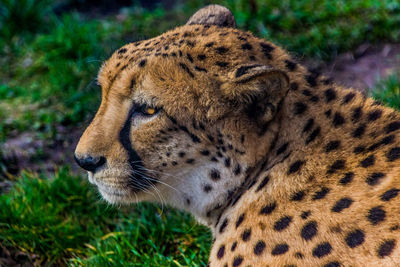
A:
[
  {"xmin": 277, "ymin": 143, "xmax": 289, "ymax": 155},
  {"xmin": 327, "ymin": 160, "xmax": 346, "ymax": 174},
  {"xmin": 130, "ymin": 78, "xmax": 136, "ymax": 89},
  {"xmin": 312, "ymin": 242, "xmax": 332, "ymax": 258},
  {"xmin": 302, "ymin": 89, "xmax": 312, "ymax": 96},
  {"xmin": 367, "ymin": 206, "xmax": 386, "ymax": 225},
  {"xmin": 294, "ymin": 102, "xmax": 308, "ymax": 115},
  {"xmin": 231, "ymin": 241, "xmax": 237, "ymax": 251},
  {"xmin": 178, "ymin": 152, "xmax": 185, "ymax": 158},
  {"xmin": 224, "ymin": 157, "xmax": 231, "ymax": 167},
  {"xmin": 366, "ymin": 172, "xmax": 386, "ymax": 186},
  {"xmin": 186, "ymin": 53, "xmax": 193, "ymax": 63},
  {"xmin": 186, "ymin": 158, "xmax": 195, "ymax": 164},
  {"xmin": 235, "ymin": 213, "xmax": 245, "ymax": 228},
  {"xmin": 305, "ymin": 74, "xmax": 318, "ymax": 87},
  {"xmin": 118, "ymin": 48, "xmax": 127, "ymax": 54},
  {"xmin": 197, "ymin": 54, "xmax": 206, "ymax": 60},
  {"xmin": 290, "ymin": 82, "xmax": 299, "ymax": 91},
  {"xmin": 241, "ymin": 228, "xmax": 251, "ymax": 241},
  {"xmin": 324, "ymin": 109, "xmax": 332, "ymax": 118},
  {"xmin": 301, "ymin": 211, "xmax": 311, "ymax": 219},
  {"xmin": 195, "ymin": 66, "xmax": 207, "ymax": 72},
  {"xmin": 354, "ymin": 145, "xmax": 365, "ymax": 154},
  {"xmin": 285, "ymin": 60, "xmax": 297, "ymax": 71},
  {"xmin": 210, "ymin": 169, "xmax": 221, "ymax": 181},
  {"xmin": 306, "ymin": 127, "xmax": 321, "ymax": 144},
  {"xmin": 232, "ymin": 256, "xmax": 243, "ymax": 267},
  {"xmin": 332, "ymin": 197, "xmax": 353, "ymax": 212},
  {"xmin": 352, "ymin": 124, "xmax": 366, "ymax": 138},
  {"xmin": 345, "ymin": 229, "xmax": 365, "ymax": 248},
  {"xmin": 219, "ymin": 218, "xmax": 228, "ymax": 233},
  {"xmin": 200, "ymin": 150, "xmax": 210, "ymax": 156},
  {"xmin": 360, "ymin": 155, "xmax": 375, "ymax": 167},
  {"xmin": 217, "ymin": 245, "xmax": 225, "ymax": 259},
  {"xmin": 203, "ymin": 184, "xmax": 212, "ymax": 193},
  {"xmin": 295, "ymin": 252, "xmax": 304, "ymax": 259},
  {"xmin": 216, "ymin": 61, "xmax": 229, "ymax": 67},
  {"xmin": 254, "ymin": 240, "xmax": 266, "ymax": 255},
  {"xmin": 303, "ymin": 118, "xmax": 314, "ymax": 133},
  {"xmin": 274, "ymin": 216, "xmax": 292, "ymax": 231},
  {"xmin": 288, "ymin": 160, "xmax": 305, "ymax": 174},
  {"xmin": 368, "ymin": 135, "xmax": 395, "ymax": 151},
  {"xmin": 332, "ymin": 112, "xmax": 345, "ymax": 127},
  {"xmin": 325, "ymin": 140, "xmax": 340, "ymax": 152},
  {"xmin": 291, "ymin": 191, "xmax": 305, "ymax": 201},
  {"xmin": 343, "ymin": 92, "xmax": 356, "ymax": 104},
  {"xmin": 139, "ymin": 59, "xmax": 147, "ymax": 67},
  {"xmin": 377, "ymin": 239, "xmax": 396, "ymax": 258},
  {"xmin": 233, "ymin": 164, "xmax": 241, "ymax": 175},
  {"xmin": 312, "ymin": 187, "xmax": 330, "ymax": 200},
  {"xmin": 179, "ymin": 63, "xmax": 194, "ymax": 78},
  {"xmin": 381, "ymin": 188, "xmax": 400, "ymax": 201},
  {"xmin": 301, "ymin": 221, "xmax": 318, "ymax": 241},
  {"xmin": 310, "ymin": 95, "xmax": 319, "ymax": 102},
  {"xmin": 216, "ymin": 46, "xmax": 228, "ymax": 54},
  {"xmin": 324, "ymin": 88, "xmax": 336, "ymax": 102},
  {"xmin": 368, "ymin": 110, "xmax": 382, "ymax": 121},
  {"xmin": 260, "ymin": 42, "xmax": 274, "ymax": 59},
  {"xmin": 256, "ymin": 175, "xmax": 270, "ymax": 192},
  {"xmin": 205, "ymin": 42, "xmax": 215, "ymax": 47},
  {"xmin": 386, "ymin": 121, "xmax": 400, "ymax": 133},
  {"xmin": 339, "ymin": 172, "xmax": 354, "ymax": 185},
  {"xmin": 186, "ymin": 40, "xmax": 196, "ymax": 47},
  {"xmin": 260, "ymin": 202, "xmax": 276, "ymax": 215},
  {"xmin": 387, "ymin": 147, "xmax": 400, "ymax": 162},
  {"xmin": 271, "ymin": 243, "xmax": 289, "ymax": 255},
  {"xmin": 324, "ymin": 261, "xmax": 340, "ymax": 267},
  {"xmin": 241, "ymin": 43, "xmax": 252, "ymax": 50},
  {"xmin": 352, "ymin": 107, "xmax": 363, "ymax": 122}
]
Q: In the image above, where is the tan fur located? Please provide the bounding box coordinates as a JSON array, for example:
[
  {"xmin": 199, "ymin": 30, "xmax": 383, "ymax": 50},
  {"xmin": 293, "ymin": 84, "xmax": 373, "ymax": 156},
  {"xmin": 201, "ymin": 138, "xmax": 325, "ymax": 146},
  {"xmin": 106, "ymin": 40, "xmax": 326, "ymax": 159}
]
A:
[{"xmin": 75, "ymin": 5, "xmax": 400, "ymax": 266}]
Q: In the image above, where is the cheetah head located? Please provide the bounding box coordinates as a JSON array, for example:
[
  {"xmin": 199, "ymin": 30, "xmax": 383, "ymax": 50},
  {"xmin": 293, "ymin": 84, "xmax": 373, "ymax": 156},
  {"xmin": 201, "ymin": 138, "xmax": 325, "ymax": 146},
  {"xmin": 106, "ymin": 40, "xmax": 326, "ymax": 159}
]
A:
[{"xmin": 74, "ymin": 5, "xmax": 289, "ymax": 225}]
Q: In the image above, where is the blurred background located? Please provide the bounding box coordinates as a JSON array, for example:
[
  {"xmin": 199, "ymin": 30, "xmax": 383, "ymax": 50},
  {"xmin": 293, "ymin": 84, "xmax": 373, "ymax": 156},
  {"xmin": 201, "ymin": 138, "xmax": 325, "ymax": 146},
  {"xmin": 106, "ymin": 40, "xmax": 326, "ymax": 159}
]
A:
[{"xmin": 1, "ymin": 0, "xmax": 400, "ymax": 265}]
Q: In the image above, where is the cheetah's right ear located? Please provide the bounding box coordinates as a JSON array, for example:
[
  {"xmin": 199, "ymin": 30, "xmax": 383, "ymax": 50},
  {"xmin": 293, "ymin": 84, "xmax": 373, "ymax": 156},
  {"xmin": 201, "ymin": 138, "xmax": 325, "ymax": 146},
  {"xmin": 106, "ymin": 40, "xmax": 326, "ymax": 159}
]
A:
[
  {"xmin": 186, "ymin": 5, "xmax": 236, "ymax": 28},
  {"xmin": 221, "ymin": 64, "xmax": 290, "ymax": 130}
]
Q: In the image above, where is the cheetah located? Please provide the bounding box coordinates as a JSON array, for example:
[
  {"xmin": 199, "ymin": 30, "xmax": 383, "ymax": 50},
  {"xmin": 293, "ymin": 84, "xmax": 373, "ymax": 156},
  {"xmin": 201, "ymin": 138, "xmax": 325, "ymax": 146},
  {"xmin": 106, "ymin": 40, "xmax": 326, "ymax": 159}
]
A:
[{"xmin": 74, "ymin": 5, "xmax": 400, "ymax": 266}]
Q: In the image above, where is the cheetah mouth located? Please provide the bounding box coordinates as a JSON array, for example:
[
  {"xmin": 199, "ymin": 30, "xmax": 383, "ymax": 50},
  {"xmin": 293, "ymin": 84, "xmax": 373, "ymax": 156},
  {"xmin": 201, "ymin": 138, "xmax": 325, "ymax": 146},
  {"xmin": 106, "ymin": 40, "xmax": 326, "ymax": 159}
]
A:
[{"xmin": 94, "ymin": 181, "xmax": 136, "ymax": 204}]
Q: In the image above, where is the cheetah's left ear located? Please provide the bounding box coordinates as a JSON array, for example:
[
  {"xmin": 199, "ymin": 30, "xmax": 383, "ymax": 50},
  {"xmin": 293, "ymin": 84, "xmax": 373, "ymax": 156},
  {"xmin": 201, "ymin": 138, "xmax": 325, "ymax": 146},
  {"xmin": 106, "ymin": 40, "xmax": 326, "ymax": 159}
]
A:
[
  {"xmin": 186, "ymin": 5, "xmax": 236, "ymax": 28},
  {"xmin": 221, "ymin": 64, "xmax": 290, "ymax": 128}
]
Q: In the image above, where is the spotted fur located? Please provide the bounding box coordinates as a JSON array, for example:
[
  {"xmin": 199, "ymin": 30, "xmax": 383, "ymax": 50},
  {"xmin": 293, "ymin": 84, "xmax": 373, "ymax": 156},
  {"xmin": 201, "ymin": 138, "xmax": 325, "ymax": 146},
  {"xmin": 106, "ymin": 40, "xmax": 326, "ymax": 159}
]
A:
[{"xmin": 75, "ymin": 5, "xmax": 400, "ymax": 266}]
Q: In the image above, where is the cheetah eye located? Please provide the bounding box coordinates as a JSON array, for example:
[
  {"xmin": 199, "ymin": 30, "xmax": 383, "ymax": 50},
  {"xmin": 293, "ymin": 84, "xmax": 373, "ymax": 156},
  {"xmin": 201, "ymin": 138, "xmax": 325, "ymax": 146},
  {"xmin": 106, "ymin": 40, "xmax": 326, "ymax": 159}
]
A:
[{"xmin": 133, "ymin": 105, "xmax": 160, "ymax": 117}]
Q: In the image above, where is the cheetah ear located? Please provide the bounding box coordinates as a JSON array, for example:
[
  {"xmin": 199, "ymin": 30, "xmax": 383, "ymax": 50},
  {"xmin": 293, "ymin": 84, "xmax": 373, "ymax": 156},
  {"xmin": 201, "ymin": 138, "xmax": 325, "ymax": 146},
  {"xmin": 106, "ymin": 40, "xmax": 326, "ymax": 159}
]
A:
[
  {"xmin": 222, "ymin": 64, "xmax": 290, "ymax": 128},
  {"xmin": 186, "ymin": 5, "xmax": 236, "ymax": 28}
]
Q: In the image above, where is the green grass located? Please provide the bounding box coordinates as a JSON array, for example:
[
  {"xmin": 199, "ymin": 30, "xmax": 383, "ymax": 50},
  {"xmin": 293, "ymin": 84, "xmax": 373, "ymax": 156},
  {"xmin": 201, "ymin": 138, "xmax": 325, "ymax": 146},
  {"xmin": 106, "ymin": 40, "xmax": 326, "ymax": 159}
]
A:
[
  {"xmin": 372, "ymin": 72, "xmax": 400, "ymax": 110},
  {"xmin": 0, "ymin": 168, "xmax": 211, "ymax": 266}
]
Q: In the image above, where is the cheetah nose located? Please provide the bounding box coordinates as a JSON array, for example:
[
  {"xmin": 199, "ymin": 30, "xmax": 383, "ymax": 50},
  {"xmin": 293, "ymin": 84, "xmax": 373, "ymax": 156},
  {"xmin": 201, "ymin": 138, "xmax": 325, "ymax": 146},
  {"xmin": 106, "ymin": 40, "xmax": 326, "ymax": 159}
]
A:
[{"xmin": 74, "ymin": 154, "xmax": 106, "ymax": 172}]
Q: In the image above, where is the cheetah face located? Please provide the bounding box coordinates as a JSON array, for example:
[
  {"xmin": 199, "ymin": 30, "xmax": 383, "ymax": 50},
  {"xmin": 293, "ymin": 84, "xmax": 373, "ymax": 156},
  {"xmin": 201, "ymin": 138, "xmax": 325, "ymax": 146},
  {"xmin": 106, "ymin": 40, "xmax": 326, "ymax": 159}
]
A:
[{"xmin": 74, "ymin": 6, "xmax": 289, "ymax": 220}]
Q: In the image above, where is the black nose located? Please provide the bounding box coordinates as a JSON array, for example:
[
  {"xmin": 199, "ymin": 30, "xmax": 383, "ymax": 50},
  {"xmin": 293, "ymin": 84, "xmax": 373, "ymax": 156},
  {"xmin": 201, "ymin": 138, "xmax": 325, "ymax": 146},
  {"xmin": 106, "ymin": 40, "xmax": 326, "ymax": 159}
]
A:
[{"xmin": 74, "ymin": 154, "xmax": 106, "ymax": 172}]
